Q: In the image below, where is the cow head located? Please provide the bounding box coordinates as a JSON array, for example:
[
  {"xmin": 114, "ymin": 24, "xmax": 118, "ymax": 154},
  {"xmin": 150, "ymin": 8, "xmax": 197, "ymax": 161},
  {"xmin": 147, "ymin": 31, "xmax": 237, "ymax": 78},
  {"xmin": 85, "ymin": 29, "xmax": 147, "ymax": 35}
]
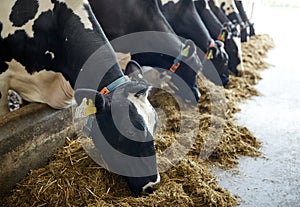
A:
[
  {"xmin": 89, "ymin": 0, "xmax": 202, "ymax": 102},
  {"xmin": 225, "ymin": 37, "xmax": 242, "ymax": 76},
  {"xmin": 218, "ymin": 24, "xmax": 243, "ymax": 76},
  {"xmin": 193, "ymin": 1, "xmax": 242, "ymax": 78},
  {"xmin": 234, "ymin": 0, "xmax": 255, "ymax": 37},
  {"xmin": 163, "ymin": 39, "xmax": 202, "ymax": 102},
  {"xmin": 160, "ymin": 0, "xmax": 229, "ymax": 86},
  {"xmin": 75, "ymin": 60, "xmax": 160, "ymax": 196},
  {"xmin": 219, "ymin": 0, "xmax": 247, "ymax": 42},
  {"xmin": 202, "ymin": 40, "xmax": 229, "ymax": 86},
  {"xmin": 177, "ymin": 39, "xmax": 202, "ymax": 101},
  {"xmin": 131, "ymin": 38, "xmax": 202, "ymax": 102}
]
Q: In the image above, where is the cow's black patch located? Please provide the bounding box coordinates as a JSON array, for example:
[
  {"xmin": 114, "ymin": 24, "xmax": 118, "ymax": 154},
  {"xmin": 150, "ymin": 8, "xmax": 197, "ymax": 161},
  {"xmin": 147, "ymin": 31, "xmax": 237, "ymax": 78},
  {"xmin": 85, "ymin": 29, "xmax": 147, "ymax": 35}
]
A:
[
  {"xmin": 10, "ymin": 0, "xmax": 39, "ymax": 27},
  {"xmin": 0, "ymin": 62, "xmax": 8, "ymax": 74},
  {"xmin": 0, "ymin": 22, "xmax": 9, "ymax": 73}
]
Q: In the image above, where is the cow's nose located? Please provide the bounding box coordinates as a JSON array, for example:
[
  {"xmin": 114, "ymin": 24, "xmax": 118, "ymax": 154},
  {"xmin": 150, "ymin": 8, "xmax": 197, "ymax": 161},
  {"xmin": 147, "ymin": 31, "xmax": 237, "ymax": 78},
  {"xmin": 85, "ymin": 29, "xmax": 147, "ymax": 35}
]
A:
[
  {"xmin": 142, "ymin": 173, "xmax": 161, "ymax": 195},
  {"xmin": 142, "ymin": 183, "xmax": 159, "ymax": 195},
  {"xmin": 221, "ymin": 74, "xmax": 230, "ymax": 86},
  {"xmin": 192, "ymin": 87, "xmax": 201, "ymax": 102},
  {"xmin": 126, "ymin": 173, "xmax": 160, "ymax": 197}
]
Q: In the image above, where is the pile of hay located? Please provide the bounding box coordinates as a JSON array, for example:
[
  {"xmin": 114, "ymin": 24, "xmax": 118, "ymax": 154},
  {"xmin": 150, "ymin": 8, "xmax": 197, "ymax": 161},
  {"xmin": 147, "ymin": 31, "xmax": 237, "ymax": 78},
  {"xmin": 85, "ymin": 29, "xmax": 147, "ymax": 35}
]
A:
[{"xmin": 2, "ymin": 34, "xmax": 275, "ymax": 207}]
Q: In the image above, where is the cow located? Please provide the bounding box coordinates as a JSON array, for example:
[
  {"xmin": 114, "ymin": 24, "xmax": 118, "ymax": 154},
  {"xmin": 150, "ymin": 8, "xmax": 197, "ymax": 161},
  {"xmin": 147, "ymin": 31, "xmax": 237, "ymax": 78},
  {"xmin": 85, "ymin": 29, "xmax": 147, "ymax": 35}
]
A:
[
  {"xmin": 159, "ymin": 0, "xmax": 230, "ymax": 86},
  {"xmin": 193, "ymin": 0, "xmax": 243, "ymax": 76},
  {"xmin": 215, "ymin": 0, "xmax": 248, "ymax": 42},
  {"xmin": 208, "ymin": 0, "xmax": 240, "ymax": 38},
  {"xmin": 0, "ymin": 0, "xmax": 160, "ymax": 196},
  {"xmin": 234, "ymin": 0, "xmax": 255, "ymax": 37},
  {"xmin": 88, "ymin": 0, "xmax": 203, "ymax": 102}
]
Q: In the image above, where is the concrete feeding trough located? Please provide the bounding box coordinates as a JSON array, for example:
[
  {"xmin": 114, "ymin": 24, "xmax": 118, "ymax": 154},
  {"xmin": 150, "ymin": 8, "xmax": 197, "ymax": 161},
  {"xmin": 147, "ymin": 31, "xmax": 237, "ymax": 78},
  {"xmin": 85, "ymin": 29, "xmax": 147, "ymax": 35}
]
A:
[{"xmin": 0, "ymin": 103, "xmax": 75, "ymax": 197}]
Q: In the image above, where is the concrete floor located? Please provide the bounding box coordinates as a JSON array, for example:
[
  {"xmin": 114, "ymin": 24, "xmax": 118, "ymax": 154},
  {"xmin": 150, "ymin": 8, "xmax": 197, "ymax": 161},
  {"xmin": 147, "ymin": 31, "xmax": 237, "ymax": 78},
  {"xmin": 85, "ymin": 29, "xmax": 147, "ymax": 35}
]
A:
[{"xmin": 214, "ymin": 6, "xmax": 300, "ymax": 207}]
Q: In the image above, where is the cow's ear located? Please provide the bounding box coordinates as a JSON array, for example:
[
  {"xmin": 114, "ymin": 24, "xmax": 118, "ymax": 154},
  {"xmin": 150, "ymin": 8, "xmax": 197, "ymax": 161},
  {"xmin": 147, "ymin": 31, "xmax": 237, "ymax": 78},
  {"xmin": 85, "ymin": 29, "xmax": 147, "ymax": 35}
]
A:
[
  {"xmin": 124, "ymin": 60, "xmax": 144, "ymax": 80},
  {"xmin": 74, "ymin": 88, "xmax": 105, "ymax": 111}
]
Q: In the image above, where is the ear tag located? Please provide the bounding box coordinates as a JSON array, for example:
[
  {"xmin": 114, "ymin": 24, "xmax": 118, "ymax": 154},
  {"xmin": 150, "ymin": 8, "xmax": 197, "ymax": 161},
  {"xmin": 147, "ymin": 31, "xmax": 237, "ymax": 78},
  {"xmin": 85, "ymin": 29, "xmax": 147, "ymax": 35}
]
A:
[
  {"xmin": 85, "ymin": 99, "xmax": 97, "ymax": 116},
  {"xmin": 75, "ymin": 98, "xmax": 88, "ymax": 119},
  {"xmin": 220, "ymin": 31, "xmax": 226, "ymax": 42},
  {"xmin": 206, "ymin": 49, "xmax": 214, "ymax": 60},
  {"xmin": 181, "ymin": 45, "xmax": 191, "ymax": 57}
]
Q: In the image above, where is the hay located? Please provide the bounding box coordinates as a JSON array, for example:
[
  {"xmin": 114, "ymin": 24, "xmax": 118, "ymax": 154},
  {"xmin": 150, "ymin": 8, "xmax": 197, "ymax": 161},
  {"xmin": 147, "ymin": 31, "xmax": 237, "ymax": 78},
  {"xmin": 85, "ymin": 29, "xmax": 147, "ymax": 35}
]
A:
[{"xmin": 2, "ymin": 34, "xmax": 275, "ymax": 207}]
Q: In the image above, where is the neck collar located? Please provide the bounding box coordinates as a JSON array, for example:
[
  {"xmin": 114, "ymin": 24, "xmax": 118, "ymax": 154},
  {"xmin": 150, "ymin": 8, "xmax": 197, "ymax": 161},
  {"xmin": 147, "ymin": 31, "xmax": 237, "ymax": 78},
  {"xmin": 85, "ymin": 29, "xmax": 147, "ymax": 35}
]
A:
[
  {"xmin": 99, "ymin": 75, "xmax": 131, "ymax": 95},
  {"xmin": 169, "ymin": 41, "xmax": 191, "ymax": 73}
]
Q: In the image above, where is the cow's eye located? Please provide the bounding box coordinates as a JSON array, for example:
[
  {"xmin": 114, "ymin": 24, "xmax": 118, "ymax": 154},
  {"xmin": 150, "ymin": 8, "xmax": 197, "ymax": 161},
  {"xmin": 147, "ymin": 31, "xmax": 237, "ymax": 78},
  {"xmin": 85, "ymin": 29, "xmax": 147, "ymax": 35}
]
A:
[{"xmin": 0, "ymin": 91, "xmax": 2, "ymax": 99}]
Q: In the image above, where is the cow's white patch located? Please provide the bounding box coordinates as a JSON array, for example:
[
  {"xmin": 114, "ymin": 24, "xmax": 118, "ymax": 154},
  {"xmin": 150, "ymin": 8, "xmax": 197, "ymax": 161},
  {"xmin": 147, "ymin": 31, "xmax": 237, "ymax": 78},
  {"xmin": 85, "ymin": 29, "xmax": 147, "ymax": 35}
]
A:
[
  {"xmin": 212, "ymin": 0, "xmax": 221, "ymax": 7},
  {"xmin": 57, "ymin": 0, "xmax": 93, "ymax": 30},
  {"xmin": 236, "ymin": 61, "xmax": 244, "ymax": 74},
  {"xmin": 0, "ymin": 59, "xmax": 74, "ymax": 115},
  {"xmin": 0, "ymin": 0, "xmax": 54, "ymax": 38},
  {"xmin": 142, "ymin": 172, "xmax": 161, "ymax": 192},
  {"xmin": 218, "ymin": 0, "xmax": 239, "ymax": 16},
  {"xmin": 232, "ymin": 36, "xmax": 244, "ymax": 72},
  {"xmin": 160, "ymin": 0, "xmax": 180, "ymax": 6},
  {"xmin": 218, "ymin": 41, "xmax": 227, "ymax": 54},
  {"xmin": 127, "ymin": 90, "xmax": 157, "ymax": 136},
  {"xmin": 45, "ymin": 50, "xmax": 55, "ymax": 59},
  {"xmin": 205, "ymin": 0, "xmax": 211, "ymax": 10}
]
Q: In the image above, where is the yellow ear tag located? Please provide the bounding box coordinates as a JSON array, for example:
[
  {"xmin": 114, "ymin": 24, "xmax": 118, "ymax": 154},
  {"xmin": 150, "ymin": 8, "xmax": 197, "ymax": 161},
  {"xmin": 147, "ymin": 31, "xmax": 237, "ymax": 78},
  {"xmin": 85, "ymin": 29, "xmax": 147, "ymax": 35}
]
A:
[
  {"xmin": 207, "ymin": 50, "xmax": 214, "ymax": 60},
  {"xmin": 85, "ymin": 99, "xmax": 97, "ymax": 116},
  {"xmin": 221, "ymin": 32, "xmax": 226, "ymax": 42},
  {"xmin": 181, "ymin": 45, "xmax": 191, "ymax": 57}
]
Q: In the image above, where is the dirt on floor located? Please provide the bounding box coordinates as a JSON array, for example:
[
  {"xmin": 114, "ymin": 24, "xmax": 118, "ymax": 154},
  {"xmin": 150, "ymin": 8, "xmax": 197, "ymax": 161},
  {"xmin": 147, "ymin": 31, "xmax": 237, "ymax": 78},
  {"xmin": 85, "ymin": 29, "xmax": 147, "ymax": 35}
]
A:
[{"xmin": 1, "ymin": 34, "xmax": 275, "ymax": 207}]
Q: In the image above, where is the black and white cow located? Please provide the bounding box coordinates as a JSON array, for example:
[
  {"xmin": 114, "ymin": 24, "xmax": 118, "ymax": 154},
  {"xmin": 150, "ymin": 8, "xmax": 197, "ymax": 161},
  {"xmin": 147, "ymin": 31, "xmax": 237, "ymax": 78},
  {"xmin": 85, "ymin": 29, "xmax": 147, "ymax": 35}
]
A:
[
  {"xmin": 215, "ymin": 0, "xmax": 248, "ymax": 42},
  {"xmin": 234, "ymin": 0, "xmax": 255, "ymax": 36},
  {"xmin": 193, "ymin": 0, "xmax": 243, "ymax": 76},
  {"xmin": 208, "ymin": 0, "xmax": 230, "ymax": 24},
  {"xmin": 88, "ymin": 0, "xmax": 203, "ymax": 102},
  {"xmin": 159, "ymin": 0, "xmax": 230, "ymax": 86},
  {"xmin": 0, "ymin": 0, "xmax": 160, "ymax": 196}
]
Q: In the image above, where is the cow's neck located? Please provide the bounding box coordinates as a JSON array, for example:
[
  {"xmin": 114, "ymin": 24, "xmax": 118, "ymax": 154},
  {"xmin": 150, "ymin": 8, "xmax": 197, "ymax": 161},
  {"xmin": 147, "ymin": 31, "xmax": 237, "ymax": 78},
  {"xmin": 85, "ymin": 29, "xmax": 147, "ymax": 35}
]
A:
[
  {"xmin": 162, "ymin": 0, "xmax": 212, "ymax": 52},
  {"xmin": 98, "ymin": 65, "xmax": 124, "ymax": 91},
  {"xmin": 52, "ymin": 1, "xmax": 125, "ymax": 90}
]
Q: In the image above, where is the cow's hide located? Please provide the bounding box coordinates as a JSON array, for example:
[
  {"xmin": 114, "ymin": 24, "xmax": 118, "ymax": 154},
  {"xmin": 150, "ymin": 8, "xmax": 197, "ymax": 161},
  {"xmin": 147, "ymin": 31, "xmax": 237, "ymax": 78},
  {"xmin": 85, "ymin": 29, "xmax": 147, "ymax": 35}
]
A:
[{"xmin": 0, "ymin": 0, "xmax": 99, "ymax": 115}]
